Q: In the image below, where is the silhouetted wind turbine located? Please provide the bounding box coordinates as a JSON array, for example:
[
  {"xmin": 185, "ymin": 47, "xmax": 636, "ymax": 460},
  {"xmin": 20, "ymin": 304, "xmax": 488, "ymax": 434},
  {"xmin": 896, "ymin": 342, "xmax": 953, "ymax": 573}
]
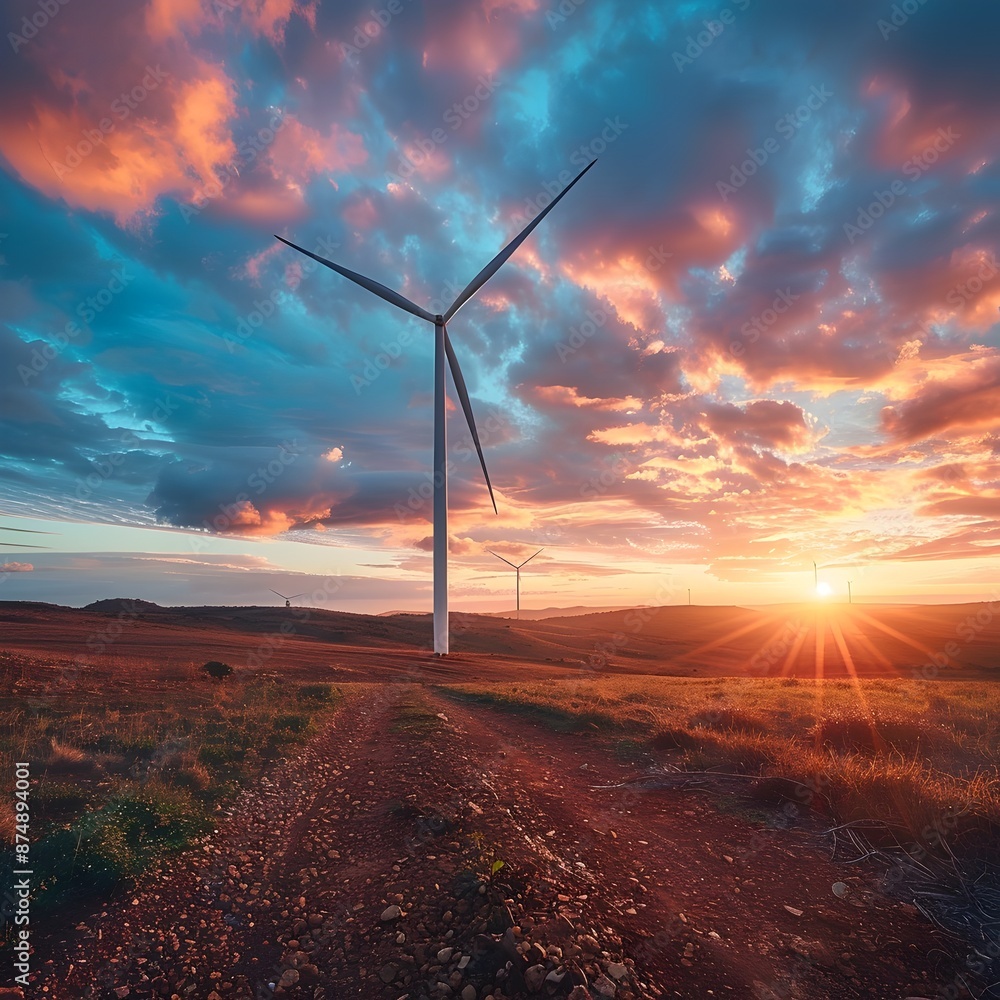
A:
[
  {"xmin": 489, "ymin": 548, "xmax": 544, "ymax": 620},
  {"xmin": 270, "ymin": 589, "xmax": 304, "ymax": 608},
  {"xmin": 276, "ymin": 159, "xmax": 597, "ymax": 653}
]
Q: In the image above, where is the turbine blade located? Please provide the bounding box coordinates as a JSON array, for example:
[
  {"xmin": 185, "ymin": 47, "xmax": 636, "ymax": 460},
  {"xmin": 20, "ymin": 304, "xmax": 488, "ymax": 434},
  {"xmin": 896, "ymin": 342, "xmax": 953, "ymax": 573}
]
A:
[
  {"xmin": 289, "ymin": 594, "xmax": 305, "ymax": 599},
  {"xmin": 274, "ymin": 236, "xmax": 435, "ymax": 323},
  {"xmin": 519, "ymin": 548, "xmax": 544, "ymax": 567},
  {"xmin": 269, "ymin": 589, "xmax": 286, "ymax": 599},
  {"xmin": 488, "ymin": 549, "xmax": 518, "ymax": 569},
  {"xmin": 444, "ymin": 326, "xmax": 497, "ymax": 515},
  {"xmin": 443, "ymin": 158, "xmax": 598, "ymax": 323}
]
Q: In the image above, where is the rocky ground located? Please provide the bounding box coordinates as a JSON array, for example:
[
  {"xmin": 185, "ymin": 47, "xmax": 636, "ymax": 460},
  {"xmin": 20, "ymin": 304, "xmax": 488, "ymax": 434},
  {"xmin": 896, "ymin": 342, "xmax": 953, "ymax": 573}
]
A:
[{"xmin": 31, "ymin": 684, "xmax": 969, "ymax": 999}]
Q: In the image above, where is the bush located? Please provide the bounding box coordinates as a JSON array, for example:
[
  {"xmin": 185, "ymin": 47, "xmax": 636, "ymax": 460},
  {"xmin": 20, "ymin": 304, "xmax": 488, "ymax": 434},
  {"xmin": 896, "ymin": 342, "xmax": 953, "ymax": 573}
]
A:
[
  {"xmin": 201, "ymin": 660, "xmax": 233, "ymax": 680},
  {"xmin": 296, "ymin": 683, "xmax": 335, "ymax": 703}
]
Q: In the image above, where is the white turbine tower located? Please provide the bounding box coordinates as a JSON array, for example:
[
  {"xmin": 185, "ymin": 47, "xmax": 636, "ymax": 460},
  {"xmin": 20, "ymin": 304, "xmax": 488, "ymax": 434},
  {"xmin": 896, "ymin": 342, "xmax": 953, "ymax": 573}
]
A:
[
  {"xmin": 276, "ymin": 159, "xmax": 597, "ymax": 654},
  {"xmin": 489, "ymin": 547, "xmax": 544, "ymax": 620},
  {"xmin": 270, "ymin": 589, "xmax": 304, "ymax": 608}
]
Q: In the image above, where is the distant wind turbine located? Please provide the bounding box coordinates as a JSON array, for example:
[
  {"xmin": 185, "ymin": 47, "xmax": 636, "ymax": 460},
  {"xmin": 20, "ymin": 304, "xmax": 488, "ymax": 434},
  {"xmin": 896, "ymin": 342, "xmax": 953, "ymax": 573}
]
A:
[
  {"xmin": 270, "ymin": 589, "xmax": 304, "ymax": 608},
  {"xmin": 489, "ymin": 547, "xmax": 544, "ymax": 620},
  {"xmin": 276, "ymin": 159, "xmax": 597, "ymax": 653},
  {"xmin": 848, "ymin": 580, "xmax": 853, "ymax": 604}
]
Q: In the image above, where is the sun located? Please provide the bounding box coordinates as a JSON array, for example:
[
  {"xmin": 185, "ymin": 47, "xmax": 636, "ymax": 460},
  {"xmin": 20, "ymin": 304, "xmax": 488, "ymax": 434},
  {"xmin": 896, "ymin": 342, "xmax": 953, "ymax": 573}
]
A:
[{"xmin": 815, "ymin": 581, "xmax": 833, "ymax": 598}]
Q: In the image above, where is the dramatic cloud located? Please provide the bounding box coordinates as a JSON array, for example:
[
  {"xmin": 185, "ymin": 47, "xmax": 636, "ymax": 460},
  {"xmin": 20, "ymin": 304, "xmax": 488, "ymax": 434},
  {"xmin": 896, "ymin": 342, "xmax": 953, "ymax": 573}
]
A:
[{"xmin": 2, "ymin": 0, "xmax": 999, "ymax": 607}]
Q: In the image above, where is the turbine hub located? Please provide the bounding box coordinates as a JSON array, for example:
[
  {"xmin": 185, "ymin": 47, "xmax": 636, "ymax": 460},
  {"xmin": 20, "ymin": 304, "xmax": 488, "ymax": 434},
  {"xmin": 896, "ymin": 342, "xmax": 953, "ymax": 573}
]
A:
[{"xmin": 435, "ymin": 314, "xmax": 444, "ymax": 324}]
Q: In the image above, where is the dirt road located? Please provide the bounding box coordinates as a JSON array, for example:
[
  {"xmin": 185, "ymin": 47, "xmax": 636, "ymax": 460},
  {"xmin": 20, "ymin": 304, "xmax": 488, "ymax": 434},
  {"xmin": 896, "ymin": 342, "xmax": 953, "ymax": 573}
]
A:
[{"xmin": 37, "ymin": 685, "xmax": 964, "ymax": 999}]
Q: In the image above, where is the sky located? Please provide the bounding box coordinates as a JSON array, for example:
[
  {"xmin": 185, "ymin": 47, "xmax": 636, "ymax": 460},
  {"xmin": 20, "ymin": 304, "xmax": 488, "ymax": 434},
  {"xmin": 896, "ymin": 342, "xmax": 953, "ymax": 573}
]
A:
[{"xmin": 1, "ymin": 0, "xmax": 999, "ymax": 612}]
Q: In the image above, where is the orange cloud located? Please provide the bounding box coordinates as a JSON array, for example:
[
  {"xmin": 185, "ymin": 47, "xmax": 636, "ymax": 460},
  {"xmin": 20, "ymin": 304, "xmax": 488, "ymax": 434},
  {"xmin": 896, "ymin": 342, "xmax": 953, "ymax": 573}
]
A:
[
  {"xmin": 266, "ymin": 117, "xmax": 367, "ymax": 189},
  {"xmin": 1, "ymin": 60, "xmax": 237, "ymax": 224}
]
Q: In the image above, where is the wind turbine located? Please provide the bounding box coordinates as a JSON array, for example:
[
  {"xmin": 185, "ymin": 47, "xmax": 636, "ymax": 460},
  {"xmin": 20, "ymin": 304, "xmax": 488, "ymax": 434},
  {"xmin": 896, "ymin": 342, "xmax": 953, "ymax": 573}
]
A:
[
  {"xmin": 847, "ymin": 580, "xmax": 853, "ymax": 605},
  {"xmin": 489, "ymin": 547, "xmax": 544, "ymax": 620},
  {"xmin": 275, "ymin": 159, "xmax": 597, "ymax": 654},
  {"xmin": 270, "ymin": 589, "xmax": 304, "ymax": 608}
]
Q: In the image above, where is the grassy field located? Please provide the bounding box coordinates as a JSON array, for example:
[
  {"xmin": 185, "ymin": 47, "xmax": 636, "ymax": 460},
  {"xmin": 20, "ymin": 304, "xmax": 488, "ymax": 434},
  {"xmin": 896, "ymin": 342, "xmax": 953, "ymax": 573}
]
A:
[
  {"xmin": 441, "ymin": 674, "xmax": 1000, "ymax": 856},
  {"xmin": 0, "ymin": 651, "xmax": 343, "ymax": 941}
]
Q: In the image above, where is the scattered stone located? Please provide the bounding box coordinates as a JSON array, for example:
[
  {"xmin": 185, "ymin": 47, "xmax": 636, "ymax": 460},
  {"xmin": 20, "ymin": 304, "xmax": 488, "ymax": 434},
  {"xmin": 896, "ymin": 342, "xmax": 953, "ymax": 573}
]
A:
[
  {"xmin": 832, "ymin": 882, "xmax": 849, "ymax": 898},
  {"xmin": 606, "ymin": 962, "xmax": 628, "ymax": 981},
  {"xmin": 437, "ymin": 947, "xmax": 454, "ymax": 963},
  {"xmin": 524, "ymin": 965, "xmax": 547, "ymax": 992},
  {"xmin": 277, "ymin": 969, "xmax": 299, "ymax": 989},
  {"xmin": 381, "ymin": 905, "xmax": 403, "ymax": 922},
  {"xmin": 568, "ymin": 988, "xmax": 592, "ymax": 1000},
  {"xmin": 379, "ymin": 964, "xmax": 398, "ymax": 983},
  {"xmin": 592, "ymin": 974, "xmax": 617, "ymax": 998},
  {"xmin": 461, "ymin": 987, "xmax": 476, "ymax": 1000},
  {"xmin": 783, "ymin": 905, "xmax": 804, "ymax": 917}
]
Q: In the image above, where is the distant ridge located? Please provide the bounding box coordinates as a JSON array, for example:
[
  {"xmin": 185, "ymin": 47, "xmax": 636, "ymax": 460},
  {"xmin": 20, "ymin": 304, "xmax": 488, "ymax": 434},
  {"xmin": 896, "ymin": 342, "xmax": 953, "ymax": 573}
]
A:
[
  {"xmin": 378, "ymin": 605, "xmax": 646, "ymax": 620},
  {"xmin": 83, "ymin": 598, "xmax": 163, "ymax": 613}
]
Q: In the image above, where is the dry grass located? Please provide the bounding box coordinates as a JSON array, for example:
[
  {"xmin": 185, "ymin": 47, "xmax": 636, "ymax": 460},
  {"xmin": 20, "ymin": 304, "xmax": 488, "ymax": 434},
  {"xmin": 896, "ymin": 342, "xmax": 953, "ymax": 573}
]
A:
[
  {"xmin": 443, "ymin": 675, "xmax": 1000, "ymax": 856},
  {"xmin": 0, "ymin": 651, "xmax": 344, "ymax": 933}
]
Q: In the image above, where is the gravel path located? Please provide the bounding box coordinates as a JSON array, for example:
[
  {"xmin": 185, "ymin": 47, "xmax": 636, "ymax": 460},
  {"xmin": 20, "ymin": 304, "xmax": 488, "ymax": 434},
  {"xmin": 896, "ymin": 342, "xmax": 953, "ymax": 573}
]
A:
[{"xmin": 35, "ymin": 684, "xmax": 964, "ymax": 999}]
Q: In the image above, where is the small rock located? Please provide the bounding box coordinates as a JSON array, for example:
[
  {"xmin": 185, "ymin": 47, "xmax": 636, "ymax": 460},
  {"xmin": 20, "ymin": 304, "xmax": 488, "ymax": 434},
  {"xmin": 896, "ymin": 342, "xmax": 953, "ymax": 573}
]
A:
[
  {"xmin": 380, "ymin": 905, "xmax": 403, "ymax": 922},
  {"xmin": 568, "ymin": 988, "xmax": 592, "ymax": 1000},
  {"xmin": 461, "ymin": 987, "xmax": 476, "ymax": 1000},
  {"xmin": 437, "ymin": 947, "xmax": 454, "ymax": 964},
  {"xmin": 592, "ymin": 974, "xmax": 617, "ymax": 998},
  {"xmin": 783, "ymin": 905, "xmax": 804, "ymax": 917},
  {"xmin": 832, "ymin": 882, "xmax": 849, "ymax": 898},
  {"xmin": 379, "ymin": 964, "xmax": 398, "ymax": 983},
  {"xmin": 606, "ymin": 962, "xmax": 628, "ymax": 981},
  {"xmin": 524, "ymin": 965, "xmax": 547, "ymax": 992},
  {"xmin": 277, "ymin": 969, "xmax": 299, "ymax": 989},
  {"xmin": 114, "ymin": 989, "xmax": 130, "ymax": 999}
]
